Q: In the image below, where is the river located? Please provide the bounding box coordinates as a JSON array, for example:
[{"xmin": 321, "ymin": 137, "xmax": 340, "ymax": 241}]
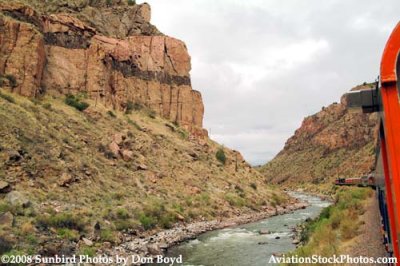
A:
[{"xmin": 162, "ymin": 192, "xmax": 331, "ymax": 266}]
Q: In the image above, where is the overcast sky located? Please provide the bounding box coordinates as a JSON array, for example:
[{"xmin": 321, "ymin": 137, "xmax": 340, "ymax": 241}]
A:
[{"xmin": 141, "ymin": 0, "xmax": 400, "ymax": 165}]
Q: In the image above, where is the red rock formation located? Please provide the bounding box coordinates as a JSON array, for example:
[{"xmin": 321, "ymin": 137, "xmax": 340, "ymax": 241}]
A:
[
  {"xmin": 261, "ymin": 85, "xmax": 379, "ymax": 185},
  {"xmin": 0, "ymin": 1, "xmax": 206, "ymax": 136}
]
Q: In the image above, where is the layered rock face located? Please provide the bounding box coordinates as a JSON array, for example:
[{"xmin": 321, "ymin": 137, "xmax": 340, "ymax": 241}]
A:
[
  {"xmin": 260, "ymin": 84, "xmax": 379, "ymax": 186},
  {"xmin": 0, "ymin": 1, "xmax": 205, "ymax": 136}
]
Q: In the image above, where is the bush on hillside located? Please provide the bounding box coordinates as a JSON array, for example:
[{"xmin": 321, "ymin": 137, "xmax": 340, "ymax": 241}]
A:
[
  {"xmin": 64, "ymin": 94, "xmax": 89, "ymax": 111},
  {"xmin": 216, "ymin": 148, "xmax": 226, "ymax": 164}
]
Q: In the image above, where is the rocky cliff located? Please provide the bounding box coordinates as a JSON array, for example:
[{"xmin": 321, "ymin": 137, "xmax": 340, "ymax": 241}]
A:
[
  {"xmin": 260, "ymin": 84, "xmax": 379, "ymax": 189},
  {"xmin": 0, "ymin": 0, "xmax": 293, "ymax": 257},
  {"xmin": 0, "ymin": 0, "xmax": 205, "ymax": 136}
]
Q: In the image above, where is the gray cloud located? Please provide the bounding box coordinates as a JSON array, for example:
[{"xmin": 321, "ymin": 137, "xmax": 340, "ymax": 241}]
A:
[{"xmin": 143, "ymin": 0, "xmax": 400, "ymax": 165}]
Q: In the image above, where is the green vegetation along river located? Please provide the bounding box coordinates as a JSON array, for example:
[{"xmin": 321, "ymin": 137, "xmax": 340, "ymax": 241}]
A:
[{"xmin": 163, "ymin": 192, "xmax": 331, "ymax": 266}]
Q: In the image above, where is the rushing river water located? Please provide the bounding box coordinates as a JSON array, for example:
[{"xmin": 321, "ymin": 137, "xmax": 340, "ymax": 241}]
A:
[{"xmin": 163, "ymin": 192, "xmax": 331, "ymax": 266}]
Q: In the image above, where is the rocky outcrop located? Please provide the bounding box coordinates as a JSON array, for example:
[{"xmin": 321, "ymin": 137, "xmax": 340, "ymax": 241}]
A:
[
  {"xmin": 0, "ymin": 1, "xmax": 205, "ymax": 135},
  {"xmin": 260, "ymin": 84, "xmax": 379, "ymax": 185}
]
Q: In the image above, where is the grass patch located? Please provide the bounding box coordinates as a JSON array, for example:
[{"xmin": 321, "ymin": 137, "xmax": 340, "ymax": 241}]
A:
[
  {"xmin": 79, "ymin": 246, "xmax": 96, "ymax": 257},
  {"xmin": 57, "ymin": 228, "xmax": 79, "ymax": 241},
  {"xmin": 100, "ymin": 229, "xmax": 116, "ymax": 243},
  {"xmin": 224, "ymin": 193, "xmax": 246, "ymax": 207},
  {"xmin": 36, "ymin": 212, "xmax": 86, "ymax": 231},
  {"xmin": 177, "ymin": 128, "xmax": 189, "ymax": 140},
  {"xmin": 137, "ymin": 198, "xmax": 177, "ymax": 230},
  {"xmin": 42, "ymin": 103, "xmax": 52, "ymax": 110},
  {"xmin": 139, "ymin": 213, "xmax": 157, "ymax": 230},
  {"xmin": 0, "ymin": 90, "xmax": 15, "ymax": 103},
  {"xmin": 116, "ymin": 208, "xmax": 130, "ymax": 219},
  {"xmin": 127, "ymin": 118, "xmax": 142, "ymax": 131}
]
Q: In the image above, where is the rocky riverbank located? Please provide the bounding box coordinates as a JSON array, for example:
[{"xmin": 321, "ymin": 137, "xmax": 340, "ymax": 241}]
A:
[{"xmin": 102, "ymin": 200, "xmax": 308, "ymax": 264}]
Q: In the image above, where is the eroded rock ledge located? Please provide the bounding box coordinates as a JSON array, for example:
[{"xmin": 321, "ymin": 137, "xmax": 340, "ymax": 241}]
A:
[{"xmin": 0, "ymin": 1, "xmax": 206, "ymax": 136}]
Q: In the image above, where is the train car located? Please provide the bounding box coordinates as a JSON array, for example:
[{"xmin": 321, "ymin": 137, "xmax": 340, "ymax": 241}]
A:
[
  {"xmin": 344, "ymin": 21, "xmax": 400, "ymax": 262},
  {"xmin": 334, "ymin": 175, "xmax": 375, "ymax": 187}
]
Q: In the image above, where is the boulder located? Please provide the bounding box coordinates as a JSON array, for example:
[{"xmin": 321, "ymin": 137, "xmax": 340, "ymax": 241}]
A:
[
  {"xmin": 121, "ymin": 150, "xmax": 134, "ymax": 161},
  {"xmin": 259, "ymin": 229, "xmax": 270, "ymax": 235},
  {"xmin": 0, "ymin": 212, "xmax": 14, "ymax": 228},
  {"xmin": 292, "ymin": 239, "xmax": 300, "ymax": 245},
  {"xmin": 147, "ymin": 244, "xmax": 161, "ymax": 255},
  {"xmin": 82, "ymin": 237, "xmax": 93, "ymax": 247},
  {"xmin": 112, "ymin": 133, "xmax": 124, "ymax": 145},
  {"xmin": 5, "ymin": 191, "xmax": 30, "ymax": 208},
  {"xmin": 108, "ymin": 142, "xmax": 120, "ymax": 158},
  {"xmin": 176, "ymin": 214, "xmax": 185, "ymax": 221},
  {"xmin": 58, "ymin": 173, "xmax": 74, "ymax": 187},
  {"xmin": 137, "ymin": 164, "xmax": 148, "ymax": 171},
  {"xmin": 7, "ymin": 150, "xmax": 22, "ymax": 162},
  {"xmin": 103, "ymin": 242, "xmax": 112, "ymax": 249},
  {"xmin": 0, "ymin": 181, "xmax": 11, "ymax": 193}
]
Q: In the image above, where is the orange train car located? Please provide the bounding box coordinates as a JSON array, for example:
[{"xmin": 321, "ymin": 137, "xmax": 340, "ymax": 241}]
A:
[{"xmin": 344, "ymin": 22, "xmax": 400, "ymax": 262}]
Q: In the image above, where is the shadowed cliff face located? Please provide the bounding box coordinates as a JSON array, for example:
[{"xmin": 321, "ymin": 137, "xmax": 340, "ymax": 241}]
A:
[
  {"xmin": 0, "ymin": 1, "xmax": 206, "ymax": 136},
  {"xmin": 260, "ymin": 85, "xmax": 379, "ymax": 188}
]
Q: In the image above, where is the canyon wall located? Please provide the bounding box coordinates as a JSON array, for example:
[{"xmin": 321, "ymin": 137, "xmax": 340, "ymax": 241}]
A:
[
  {"xmin": 260, "ymin": 84, "xmax": 379, "ymax": 186},
  {"xmin": 0, "ymin": 1, "xmax": 206, "ymax": 136}
]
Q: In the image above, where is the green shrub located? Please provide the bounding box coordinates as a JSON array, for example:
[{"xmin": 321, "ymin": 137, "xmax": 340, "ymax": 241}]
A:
[
  {"xmin": 5, "ymin": 75, "xmax": 17, "ymax": 88},
  {"xmin": 64, "ymin": 94, "xmax": 89, "ymax": 111},
  {"xmin": 139, "ymin": 214, "xmax": 156, "ymax": 230},
  {"xmin": 224, "ymin": 193, "xmax": 245, "ymax": 207},
  {"xmin": 127, "ymin": 0, "xmax": 135, "ymax": 6},
  {"xmin": 116, "ymin": 208, "xmax": 130, "ymax": 219},
  {"xmin": 26, "ymin": 234, "xmax": 38, "ymax": 245},
  {"xmin": 79, "ymin": 246, "xmax": 96, "ymax": 257},
  {"xmin": 250, "ymin": 183, "xmax": 257, "ymax": 190},
  {"xmin": 115, "ymin": 219, "xmax": 139, "ymax": 231},
  {"xmin": 57, "ymin": 228, "xmax": 79, "ymax": 241},
  {"xmin": 36, "ymin": 212, "xmax": 85, "ymax": 231},
  {"xmin": 127, "ymin": 118, "xmax": 142, "ymax": 131},
  {"xmin": 42, "ymin": 103, "xmax": 52, "ymax": 110},
  {"xmin": 132, "ymin": 102, "xmax": 143, "ymax": 111},
  {"xmin": 159, "ymin": 214, "xmax": 176, "ymax": 229},
  {"xmin": 0, "ymin": 202, "xmax": 10, "ymax": 214},
  {"xmin": 177, "ymin": 129, "xmax": 188, "ymax": 140},
  {"xmin": 148, "ymin": 110, "xmax": 156, "ymax": 119},
  {"xmin": 271, "ymin": 193, "xmax": 283, "ymax": 206},
  {"xmin": 100, "ymin": 229, "xmax": 116, "ymax": 243},
  {"xmin": 216, "ymin": 148, "xmax": 226, "ymax": 164},
  {"xmin": 107, "ymin": 110, "xmax": 116, "ymax": 118},
  {"xmin": 125, "ymin": 101, "xmax": 135, "ymax": 114}
]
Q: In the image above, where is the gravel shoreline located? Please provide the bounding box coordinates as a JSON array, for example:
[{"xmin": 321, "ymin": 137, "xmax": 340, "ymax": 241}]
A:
[{"xmin": 106, "ymin": 200, "xmax": 309, "ymax": 264}]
